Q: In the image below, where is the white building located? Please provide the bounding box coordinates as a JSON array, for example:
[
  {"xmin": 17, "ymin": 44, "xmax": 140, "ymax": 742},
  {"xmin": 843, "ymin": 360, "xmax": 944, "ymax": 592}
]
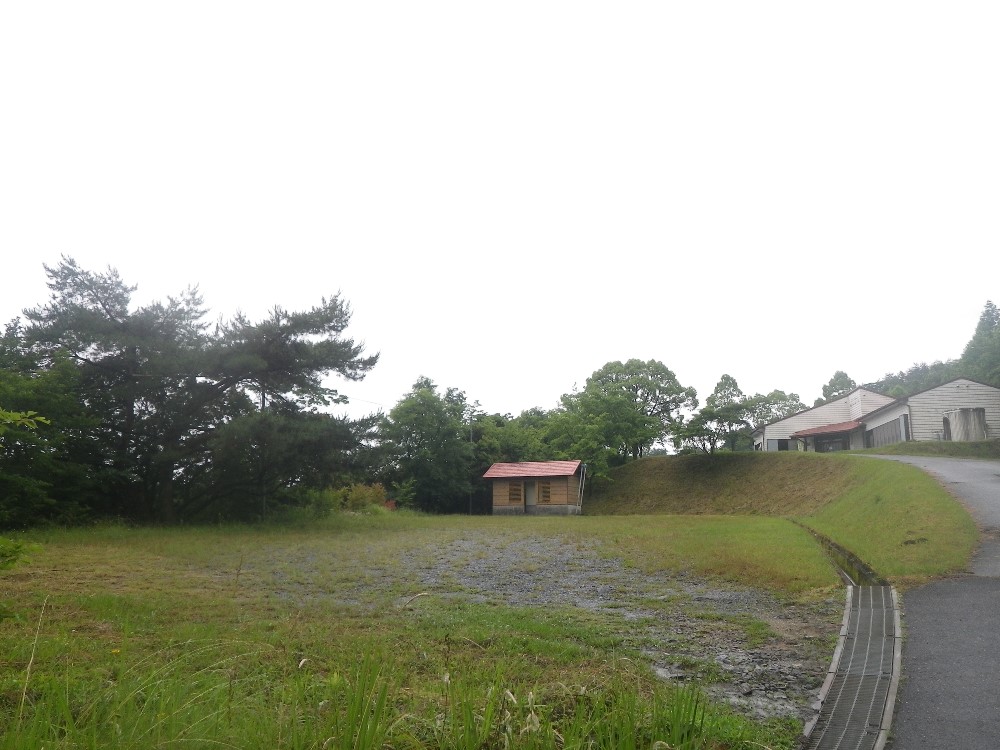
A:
[{"xmin": 752, "ymin": 378, "xmax": 1000, "ymax": 452}]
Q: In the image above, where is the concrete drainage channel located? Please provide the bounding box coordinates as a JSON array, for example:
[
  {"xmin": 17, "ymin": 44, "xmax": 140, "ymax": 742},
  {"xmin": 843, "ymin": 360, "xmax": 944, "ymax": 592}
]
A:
[{"xmin": 796, "ymin": 526, "xmax": 902, "ymax": 750}]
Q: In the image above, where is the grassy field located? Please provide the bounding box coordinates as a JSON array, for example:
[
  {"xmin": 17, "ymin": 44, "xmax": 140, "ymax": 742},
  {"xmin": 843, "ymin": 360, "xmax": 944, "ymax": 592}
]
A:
[
  {"xmin": 2, "ymin": 516, "xmax": 812, "ymax": 749},
  {"xmin": 0, "ymin": 449, "xmax": 982, "ymax": 748},
  {"xmin": 583, "ymin": 515, "xmax": 838, "ymax": 593}
]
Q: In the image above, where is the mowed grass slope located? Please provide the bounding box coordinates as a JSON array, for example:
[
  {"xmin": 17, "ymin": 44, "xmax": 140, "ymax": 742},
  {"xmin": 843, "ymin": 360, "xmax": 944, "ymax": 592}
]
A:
[
  {"xmin": 586, "ymin": 453, "xmax": 856, "ymax": 516},
  {"xmin": 585, "ymin": 452, "xmax": 978, "ymax": 583},
  {"xmin": 804, "ymin": 458, "xmax": 977, "ymax": 583}
]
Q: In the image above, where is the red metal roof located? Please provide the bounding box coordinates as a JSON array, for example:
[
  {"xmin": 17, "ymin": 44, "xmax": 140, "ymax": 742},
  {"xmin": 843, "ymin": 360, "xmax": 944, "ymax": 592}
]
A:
[
  {"xmin": 790, "ymin": 420, "xmax": 864, "ymax": 438},
  {"xmin": 483, "ymin": 460, "xmax": 582, "ymax": 479}
]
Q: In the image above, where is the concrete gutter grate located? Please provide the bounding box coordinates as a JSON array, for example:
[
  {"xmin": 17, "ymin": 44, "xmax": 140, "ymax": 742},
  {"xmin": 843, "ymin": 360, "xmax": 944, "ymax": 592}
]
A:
[{"xmin": 803, "ymin": 586, "xmax": 902, "ymax": 750}]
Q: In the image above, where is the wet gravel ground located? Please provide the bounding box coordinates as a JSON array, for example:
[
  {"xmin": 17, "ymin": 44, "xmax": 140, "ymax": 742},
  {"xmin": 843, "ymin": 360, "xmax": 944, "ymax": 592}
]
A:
[{"xmin": 400, "ymin": 533, "xmax": 843, "ymax": 724}]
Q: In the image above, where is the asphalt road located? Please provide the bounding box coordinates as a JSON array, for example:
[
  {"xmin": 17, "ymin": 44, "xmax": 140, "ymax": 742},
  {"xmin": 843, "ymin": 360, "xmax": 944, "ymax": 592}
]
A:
[{"xmin": 864, "ymin": 455, "xmax": 1000, "ymax": 750}]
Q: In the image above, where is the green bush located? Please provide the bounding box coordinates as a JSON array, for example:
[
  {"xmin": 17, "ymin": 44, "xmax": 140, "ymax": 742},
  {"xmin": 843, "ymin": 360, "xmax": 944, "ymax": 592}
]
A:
[
  {"xmin": 303, "ymin": 487, "xmax": 340, "ymax": 518},
  {"xmin": 0, "ymin": 537, "xmax": 30, "ymax": 623},
  {"xmin": 341, "ymin": 483, "xmax": 388, "ymax": 511},
  {"xmin": 391, "ymin": 479, "xmax": 417, "ymax": 509},
  {"xmin": 304, "ymin": 484, "xmax": 390, "ymax": 516},
  {"xmin": 0, "ymin": 538, "xmax": 27, "ymax": 570}
]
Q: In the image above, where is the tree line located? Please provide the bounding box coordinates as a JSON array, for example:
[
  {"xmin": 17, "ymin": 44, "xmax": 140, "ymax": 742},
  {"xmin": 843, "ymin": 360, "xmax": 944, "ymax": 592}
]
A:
[
  {"xmin": 809, "ymin": 303, "xmax": 1000, "ymax": 406},
  {"xmin": 1, "ymin": 258, "xmax": 378, "ymax": 526},
  {"xmin": 864, "ymin": 301, "xmax": 1000, "ymax": 397},
  {"xmin": 2, "ymin": 259, "xmax": 997, "ymax": 524}
]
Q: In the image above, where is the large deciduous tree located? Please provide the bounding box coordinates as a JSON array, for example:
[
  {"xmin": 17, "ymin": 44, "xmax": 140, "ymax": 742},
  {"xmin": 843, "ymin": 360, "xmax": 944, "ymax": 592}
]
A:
[
  {"xmin": 703, "ymin": 374, "xmax": 751, "ymax": 451},
  {"xmin": 572, "ymin": 359, "xmax": 698, "ymax": 462},
  {"xmin": 814, "ymin": 370, "xmax": 857, "ymax": 406},
  {"xmin": 380, "ymin": 378, "xmax": 474, "ymax": 513},
  {"xmin": 745, "ymin": 389, "xmax": 806, "ymax": 428},
  {"xmin": 676, "ymin": 377, "xmax": 806, "ymax": 454},
  {"xmin": 676, "ymin": 374, "xmax": 749, "ymax": 454}
]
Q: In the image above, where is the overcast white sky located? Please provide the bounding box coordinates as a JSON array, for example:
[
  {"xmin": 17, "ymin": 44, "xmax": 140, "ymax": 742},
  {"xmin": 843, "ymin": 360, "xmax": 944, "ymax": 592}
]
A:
[{"xmin": 2, "ymin": 3, "xmax": 998, "ymax": 420}]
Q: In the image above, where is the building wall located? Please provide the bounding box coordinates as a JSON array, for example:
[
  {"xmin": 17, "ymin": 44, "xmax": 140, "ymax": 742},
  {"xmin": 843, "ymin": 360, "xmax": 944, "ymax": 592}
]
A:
[
  {"xmin": 764, "ymin": 437, "xmax": 809, "ymax": 451},
  {"xmin": 867, "ymin": 417, "xmax": 906, "ymax": 447},
  {"xmin": 756, "ymin": 380, "xmax": 1000, "ymax": 451},
  {"xmin": 865, "ymin": 403, "xmax": 909, "ymax": 431},
  {"xmin": 849, "ymin": 429, "xmax": 867, "ymax": 450},
  {"xmin": 492, "ymin": 478, "xmax": 516, "ymax": 513},
  {"xmin": 547, "ymin": 477, "xmax": 569, "ymax": 505},
  {"xmin": 799, "ymin": 429, "xmax": 866, "ymax": 452},
  {"xmin": 526, "ymin": 504, "xmax": 582, "ymax": 516},
  {"xmin": 863, "ymin": 403, "xmax": 910, "ymax": 448},
  {"xmin": 847, "ymin": 389, "xmax": 896, "ymax": 420},
  {"xmin": 755, "ymin": 389, "xmax": 896, "ymax": 450},
  {"xmin": 565, "ymin": 474, "xmax": 582, "ymax": 506},
  {"xmin": 761, "ymin": 400, "xmax": 853, "ymax": 443},
  {"xmin": 908, "ymin": 379, "xmax": 1000, "ymax": 441},
  {"xmin": 491, "ymin": 476, "xmax": 581, "ymax": 515}
]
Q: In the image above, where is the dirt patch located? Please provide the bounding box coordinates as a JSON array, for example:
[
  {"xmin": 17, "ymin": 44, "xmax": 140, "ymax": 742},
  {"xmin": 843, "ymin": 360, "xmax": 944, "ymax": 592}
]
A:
[{"xmin": 400, "ymin": 533, "xmax": 842, "ymax": 723}]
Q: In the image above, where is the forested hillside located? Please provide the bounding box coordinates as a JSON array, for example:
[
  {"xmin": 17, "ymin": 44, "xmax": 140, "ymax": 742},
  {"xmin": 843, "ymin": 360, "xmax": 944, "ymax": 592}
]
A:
[{"xmin": 866, "ymin": 301, "xmax": 1000, "ymax": 396}]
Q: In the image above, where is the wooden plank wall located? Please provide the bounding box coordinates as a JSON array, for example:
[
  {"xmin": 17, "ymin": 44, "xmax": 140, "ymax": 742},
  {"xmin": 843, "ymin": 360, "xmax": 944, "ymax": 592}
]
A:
[
  {"xmin": 491, "ymin": 477, "xmax": 579, "ymax": 509},
  {"xmin": 869, "ymin": 417, "xmax": 904, "ymax": 447},
  {"xmin": 909, "ymin": 380, "xmax": 1000, "ymax": 441}
]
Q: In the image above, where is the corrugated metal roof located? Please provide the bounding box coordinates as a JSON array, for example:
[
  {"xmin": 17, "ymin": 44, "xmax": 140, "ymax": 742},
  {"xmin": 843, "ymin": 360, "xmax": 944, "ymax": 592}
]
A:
[
  {"xmin": 791, "ymin": 420, "xmax": 864, "ymax": 438},
  {"xmin": 483, "ymin": 460, "xmax": 582, "ymax": 478}
]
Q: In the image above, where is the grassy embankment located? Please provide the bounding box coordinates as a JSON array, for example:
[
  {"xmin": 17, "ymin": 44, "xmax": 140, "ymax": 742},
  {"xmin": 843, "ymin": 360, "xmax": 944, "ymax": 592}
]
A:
[
  {"xmin": 0, "ymin": 449, "xmax": 981, "ymax": 748},
  {"xmin": 586, "ymin": 451, "xmax": 979, "ymax": 586},
  {"xmin": 856, "ymin": 438, "xmax": 1000, "ymax": 459}
]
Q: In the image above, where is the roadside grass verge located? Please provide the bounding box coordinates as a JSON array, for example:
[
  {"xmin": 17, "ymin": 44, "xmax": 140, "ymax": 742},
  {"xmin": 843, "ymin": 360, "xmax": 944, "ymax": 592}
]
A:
[
  {"xmin": 854, "ymin": 438, "xmax": 1000, "ymax": 459},
  {"xmin": 1, "ymin": 518, "xmax": 809, "ymax": 749}
]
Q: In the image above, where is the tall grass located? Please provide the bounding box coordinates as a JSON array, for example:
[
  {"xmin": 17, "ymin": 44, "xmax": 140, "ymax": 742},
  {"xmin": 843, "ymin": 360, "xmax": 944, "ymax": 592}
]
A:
[
  {"xmin": 7, "ymin": 643, "xmax": 389, "ymax": 750},
  {"xmin": 4, "ymin": 636, "xmax": 783, "ymax": 749},
  {"xmin": 7, "ymin": 640, "xmax": 396, "ymax": 750}
]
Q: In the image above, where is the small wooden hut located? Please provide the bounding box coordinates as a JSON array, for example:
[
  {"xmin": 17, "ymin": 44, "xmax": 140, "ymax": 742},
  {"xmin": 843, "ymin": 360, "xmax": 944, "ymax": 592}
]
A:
[{"xmin": 483, "ymin": 460, "xmax": 586, "ymax": 515}]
